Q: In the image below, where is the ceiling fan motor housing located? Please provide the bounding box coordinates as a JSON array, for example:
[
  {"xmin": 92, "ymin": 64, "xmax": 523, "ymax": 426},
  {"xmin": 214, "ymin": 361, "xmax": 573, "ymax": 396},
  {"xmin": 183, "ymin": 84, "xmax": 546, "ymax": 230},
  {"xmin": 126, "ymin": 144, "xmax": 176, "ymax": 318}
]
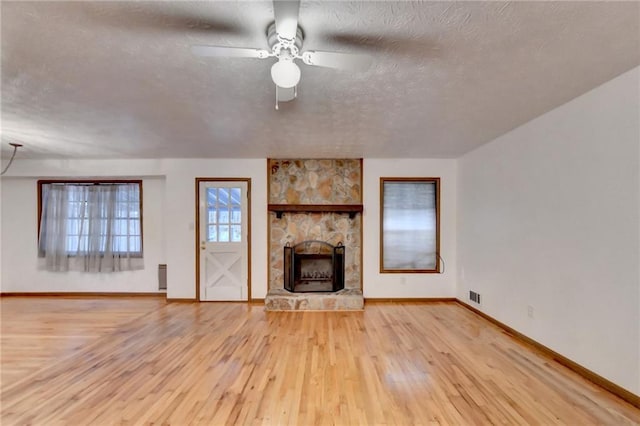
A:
[{"xmin": 267, "ymin": 22, "xmax": 304, "ymax": 58}]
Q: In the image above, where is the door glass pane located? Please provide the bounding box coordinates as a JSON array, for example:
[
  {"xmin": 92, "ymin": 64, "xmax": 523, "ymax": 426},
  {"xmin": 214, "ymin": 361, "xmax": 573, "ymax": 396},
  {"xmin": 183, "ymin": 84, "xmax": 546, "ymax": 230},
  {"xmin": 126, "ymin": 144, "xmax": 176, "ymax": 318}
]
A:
[
  {"xmin": 218, "ymin": 225, "xmax": 229, "ymax": 242},
  {"xmin": 218, "ymin": 209, "xmax": 229, "ymax": 224},
  {"xmin": 231, "ymin": 207, "xmax": 241, "ymax": 224},
  {"xmin": 230, "ymin": 187, "xmax": 241, "ymax": 205},
  {"xmin": 208, "ymin": 225, "xmax": 217, "ymax": 242},
  {"xmin": 208, "ymin": 209, "xmax": 216, "ymax": 224},
  {"xmin": 207, "ymin": 188, "xmax": 217, "ymax": 207},
  {"xmin": 230, "ymin": 225, "xmax": 242, "ymax": 242},
  {"xmin": 218, "ymin": 188, "xmax": 229, "ymax": 207}
]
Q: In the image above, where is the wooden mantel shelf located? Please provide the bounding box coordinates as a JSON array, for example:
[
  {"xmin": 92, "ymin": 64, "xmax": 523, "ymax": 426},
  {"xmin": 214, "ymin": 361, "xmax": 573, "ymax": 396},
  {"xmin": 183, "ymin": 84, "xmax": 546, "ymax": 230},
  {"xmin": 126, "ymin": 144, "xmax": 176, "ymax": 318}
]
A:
[{"xmin": 268, "ymin": 204, "xmax": 363, "ymax": 219}]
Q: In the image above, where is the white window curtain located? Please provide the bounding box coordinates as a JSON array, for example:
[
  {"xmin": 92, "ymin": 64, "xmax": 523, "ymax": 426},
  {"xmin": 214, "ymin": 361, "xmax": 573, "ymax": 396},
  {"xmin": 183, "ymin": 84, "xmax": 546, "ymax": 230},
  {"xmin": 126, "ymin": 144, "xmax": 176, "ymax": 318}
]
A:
[{"xmin": 39, "ymin": 183, "xmax": 144, "ymax": 272}]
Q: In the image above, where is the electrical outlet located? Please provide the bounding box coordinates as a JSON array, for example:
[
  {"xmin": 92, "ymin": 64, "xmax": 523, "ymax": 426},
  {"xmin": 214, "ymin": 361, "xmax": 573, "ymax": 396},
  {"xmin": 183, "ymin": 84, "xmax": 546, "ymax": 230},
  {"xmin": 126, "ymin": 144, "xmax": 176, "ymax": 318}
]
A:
[{"xmin": 527, "ymin": 305, "xmax": 534, "ymax": 318}]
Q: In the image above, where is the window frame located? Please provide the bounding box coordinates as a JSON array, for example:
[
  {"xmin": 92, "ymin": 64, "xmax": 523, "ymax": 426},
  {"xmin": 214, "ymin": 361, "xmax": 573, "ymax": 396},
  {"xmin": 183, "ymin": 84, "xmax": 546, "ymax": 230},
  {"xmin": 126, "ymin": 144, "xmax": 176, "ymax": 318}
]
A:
[
  {"xmin": 37, "ymin": 179, "xmax": 144, "ymax": 257},
  {"xmin": 379, "ymin": 177, "xmax": 441, "ymax": 274},
  {"xmin": 205, "ymin": 186, "xmax": 243, "ymax": 243}
]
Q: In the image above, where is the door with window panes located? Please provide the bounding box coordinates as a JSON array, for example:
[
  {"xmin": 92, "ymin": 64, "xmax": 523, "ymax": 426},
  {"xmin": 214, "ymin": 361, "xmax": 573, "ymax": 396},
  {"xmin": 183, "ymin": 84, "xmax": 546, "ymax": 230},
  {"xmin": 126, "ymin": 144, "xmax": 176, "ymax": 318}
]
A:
[{"xmin": 198, "ymin": 180, "xmax": 248, "ymax": 301}]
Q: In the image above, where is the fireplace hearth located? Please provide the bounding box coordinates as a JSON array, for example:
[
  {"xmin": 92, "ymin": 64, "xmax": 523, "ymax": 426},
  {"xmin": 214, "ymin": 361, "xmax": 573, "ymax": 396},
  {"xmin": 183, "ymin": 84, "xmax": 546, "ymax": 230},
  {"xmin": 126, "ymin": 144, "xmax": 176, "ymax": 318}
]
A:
[{"xmin": 284, "ymin": 241, "xmax": 345, "ymax": 293}]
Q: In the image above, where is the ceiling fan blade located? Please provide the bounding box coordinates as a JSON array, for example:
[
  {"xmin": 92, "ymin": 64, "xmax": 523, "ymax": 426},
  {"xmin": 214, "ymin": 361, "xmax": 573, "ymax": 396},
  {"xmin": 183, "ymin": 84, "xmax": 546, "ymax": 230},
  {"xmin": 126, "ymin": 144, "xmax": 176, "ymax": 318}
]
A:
[
  {"xmin": 301, "ymin": 51, "xmax": 372, "ymax": 72},
  {"xmin": 84, "ymin": 3, "xmax": 245, "ymax": 36},
  {"xmin": 322, "ymin": 32, "xmax": 440, "ymax": 56},
  {"xmin": 191, "ymin": 45, "xmax": 269, "ymax": 59},
  {"xmin": 273, "ymin": 0, "xmax": 300, "ymax": 40},
  {"xmin": 277, "ymin": 86, "xmax": 296, "ymax": 102}
]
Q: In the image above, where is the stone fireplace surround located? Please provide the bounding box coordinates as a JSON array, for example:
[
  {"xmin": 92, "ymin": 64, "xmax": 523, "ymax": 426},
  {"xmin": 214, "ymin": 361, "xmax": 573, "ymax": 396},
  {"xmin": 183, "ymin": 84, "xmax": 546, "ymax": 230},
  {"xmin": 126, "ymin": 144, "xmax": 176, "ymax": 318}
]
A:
[{"xmin": 265, "ymin": 159, "xmax": 364, "ymax": 311}]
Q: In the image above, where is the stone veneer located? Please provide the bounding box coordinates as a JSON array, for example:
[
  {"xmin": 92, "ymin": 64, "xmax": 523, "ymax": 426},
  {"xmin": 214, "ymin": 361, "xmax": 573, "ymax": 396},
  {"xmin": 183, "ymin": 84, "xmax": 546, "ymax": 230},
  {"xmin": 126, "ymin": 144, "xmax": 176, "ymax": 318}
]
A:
[{"xmin": 265, "ymin": 159, "xmax": 364, "ymax": 311}]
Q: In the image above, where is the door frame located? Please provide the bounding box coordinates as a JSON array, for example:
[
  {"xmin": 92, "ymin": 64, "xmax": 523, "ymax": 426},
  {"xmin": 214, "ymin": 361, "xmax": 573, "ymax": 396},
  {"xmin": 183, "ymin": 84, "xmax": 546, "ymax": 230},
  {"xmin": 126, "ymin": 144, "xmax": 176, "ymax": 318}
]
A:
[{"xmin": 195, "ymin": 177, "xmax": 252, "ymax": 302}]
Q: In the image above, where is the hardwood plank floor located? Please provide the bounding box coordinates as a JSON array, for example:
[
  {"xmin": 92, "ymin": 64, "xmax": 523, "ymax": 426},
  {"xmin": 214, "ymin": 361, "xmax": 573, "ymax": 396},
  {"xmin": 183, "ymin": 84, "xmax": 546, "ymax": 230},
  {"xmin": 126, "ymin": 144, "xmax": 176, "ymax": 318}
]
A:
[
  {"xmin": 1, "ymin": 297, "xmax": 638, "ymax": 425},
  {"xmin": 0, "ymin": 297, "xmax": 167, "ymax": 387}
]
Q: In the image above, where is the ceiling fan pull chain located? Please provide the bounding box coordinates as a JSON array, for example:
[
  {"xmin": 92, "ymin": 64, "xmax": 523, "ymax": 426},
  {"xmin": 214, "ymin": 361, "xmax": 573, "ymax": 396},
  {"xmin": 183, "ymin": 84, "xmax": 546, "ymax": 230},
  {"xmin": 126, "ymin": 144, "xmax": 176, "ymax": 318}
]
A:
[{"xmin": 275, "ymin": 87, "xmax": 280, "ymax": 110}]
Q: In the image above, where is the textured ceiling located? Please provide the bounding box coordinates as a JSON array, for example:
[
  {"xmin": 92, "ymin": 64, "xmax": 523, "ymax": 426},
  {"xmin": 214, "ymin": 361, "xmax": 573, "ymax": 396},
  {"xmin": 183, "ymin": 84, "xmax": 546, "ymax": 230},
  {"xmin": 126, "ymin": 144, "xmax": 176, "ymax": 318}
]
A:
[{"xmin": 1, "ymin": 1, "xmax": 639, "ymax": 159}]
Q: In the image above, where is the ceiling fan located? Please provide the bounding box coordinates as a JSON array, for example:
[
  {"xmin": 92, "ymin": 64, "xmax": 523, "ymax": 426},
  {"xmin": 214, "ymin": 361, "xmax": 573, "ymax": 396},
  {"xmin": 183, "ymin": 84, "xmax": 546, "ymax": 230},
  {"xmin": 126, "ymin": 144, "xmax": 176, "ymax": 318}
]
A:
[{"xmin": 190, "ymin": 0, "xmax": 372, "ymax": 109}]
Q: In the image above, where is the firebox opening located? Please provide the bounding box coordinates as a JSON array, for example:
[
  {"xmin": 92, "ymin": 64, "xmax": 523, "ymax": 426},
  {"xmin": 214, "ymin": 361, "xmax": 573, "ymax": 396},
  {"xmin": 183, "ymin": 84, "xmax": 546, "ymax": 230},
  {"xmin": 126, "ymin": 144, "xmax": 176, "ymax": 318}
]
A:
[
  {"xmin": 295, "ymin": 255, "xmax": 333, "ymax": 292},
  {"xmin": 284, "ymin": 241, "xmax": 345, "ymax": 293}
]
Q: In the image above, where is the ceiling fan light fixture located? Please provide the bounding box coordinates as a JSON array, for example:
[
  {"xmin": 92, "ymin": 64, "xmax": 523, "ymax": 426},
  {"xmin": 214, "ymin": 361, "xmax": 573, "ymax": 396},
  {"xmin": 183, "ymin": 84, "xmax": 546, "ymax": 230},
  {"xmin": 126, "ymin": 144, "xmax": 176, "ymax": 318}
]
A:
[
  {"xmin": 190, "ymin": 0, "xmax": 372, "ymax": 107},
  {"xmin": 271, "ymin": 59, "xmax": 301, "ymax": 88}
]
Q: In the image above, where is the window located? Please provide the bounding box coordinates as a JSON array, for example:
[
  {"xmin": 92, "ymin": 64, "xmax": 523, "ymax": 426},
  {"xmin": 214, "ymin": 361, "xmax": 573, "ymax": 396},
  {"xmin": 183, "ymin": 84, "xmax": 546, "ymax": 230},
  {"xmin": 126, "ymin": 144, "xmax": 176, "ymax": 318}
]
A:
[
  {"xmin": 380, "ymin": 178, "xmax": 440, "ymax": 273},
  {"xmin": 38, "ymin": 180, "xmax": 143, "ymax": 259},
  {"xmin": 206, "ymin": 186, "xmax": 242, "ymax": 242}
]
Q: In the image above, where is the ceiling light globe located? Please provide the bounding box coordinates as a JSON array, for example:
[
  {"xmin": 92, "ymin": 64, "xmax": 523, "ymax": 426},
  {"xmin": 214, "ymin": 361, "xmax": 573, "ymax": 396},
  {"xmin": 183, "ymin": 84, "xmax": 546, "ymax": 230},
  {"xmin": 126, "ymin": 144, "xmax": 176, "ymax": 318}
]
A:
[{"xmin": 271, "ymin": 60, "xmax": 301, "ymax": 89}]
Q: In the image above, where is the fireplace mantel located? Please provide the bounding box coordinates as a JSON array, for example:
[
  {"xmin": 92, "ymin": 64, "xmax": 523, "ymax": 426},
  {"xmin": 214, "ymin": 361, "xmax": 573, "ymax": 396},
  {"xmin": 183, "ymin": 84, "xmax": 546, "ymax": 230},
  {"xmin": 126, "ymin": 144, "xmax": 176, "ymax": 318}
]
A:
[{"xmin": 268, "ymin": 204, "xmax": 363, "ymax": 219}]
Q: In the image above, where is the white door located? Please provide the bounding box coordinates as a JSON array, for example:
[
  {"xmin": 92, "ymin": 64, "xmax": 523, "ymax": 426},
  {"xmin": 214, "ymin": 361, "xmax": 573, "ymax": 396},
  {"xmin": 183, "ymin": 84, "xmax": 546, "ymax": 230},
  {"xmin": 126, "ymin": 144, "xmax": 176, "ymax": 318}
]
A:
[{"xmin": 198, "ymin": 181, "xmax": 248, "ymax": 301}]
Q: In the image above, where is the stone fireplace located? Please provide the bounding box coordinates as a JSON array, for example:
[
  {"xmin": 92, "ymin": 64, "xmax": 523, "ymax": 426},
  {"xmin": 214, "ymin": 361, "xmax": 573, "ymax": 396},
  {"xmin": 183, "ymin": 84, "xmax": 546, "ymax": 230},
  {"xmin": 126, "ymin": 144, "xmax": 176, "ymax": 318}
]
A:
[{"xmin": 265, "ymin": 159, "xmax": 364, "ymax": 311}]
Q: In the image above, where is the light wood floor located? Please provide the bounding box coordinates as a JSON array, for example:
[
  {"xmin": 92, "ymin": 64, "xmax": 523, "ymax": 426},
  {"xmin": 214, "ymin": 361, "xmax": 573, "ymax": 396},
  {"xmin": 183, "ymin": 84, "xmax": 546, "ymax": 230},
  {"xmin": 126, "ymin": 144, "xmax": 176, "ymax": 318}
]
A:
[{"xmin": 1, "ymin": 297, "xmax": 638, "ymax": 425}]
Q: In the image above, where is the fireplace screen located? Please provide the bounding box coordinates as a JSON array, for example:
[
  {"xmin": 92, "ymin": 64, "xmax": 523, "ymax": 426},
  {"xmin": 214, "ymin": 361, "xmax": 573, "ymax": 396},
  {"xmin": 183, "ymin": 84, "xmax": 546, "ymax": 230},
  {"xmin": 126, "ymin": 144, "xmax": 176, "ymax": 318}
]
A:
[{"xmin": 284, "ymin": 241, "xmax": 345, "ymax": 293}]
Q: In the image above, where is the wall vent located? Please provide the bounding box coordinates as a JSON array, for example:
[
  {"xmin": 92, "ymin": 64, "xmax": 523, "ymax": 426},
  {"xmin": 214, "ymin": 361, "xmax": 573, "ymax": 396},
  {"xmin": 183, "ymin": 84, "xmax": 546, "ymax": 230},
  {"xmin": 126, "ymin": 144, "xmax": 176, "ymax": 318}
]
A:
[
  {"xmin": 158, "ymin": 264, "xmax": 167, "ymax": 290},
  {"xmin": 469, "ymin": 290, "xmax": 481, "ymax": 304}
]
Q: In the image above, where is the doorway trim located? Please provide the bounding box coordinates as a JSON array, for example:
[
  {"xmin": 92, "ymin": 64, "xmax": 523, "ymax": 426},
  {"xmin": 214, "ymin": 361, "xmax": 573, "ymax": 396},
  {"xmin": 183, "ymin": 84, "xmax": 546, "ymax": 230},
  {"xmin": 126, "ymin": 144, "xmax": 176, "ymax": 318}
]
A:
[{"xmin": 195, "ymin": 177, "xmax": 252, "ymax": 302}]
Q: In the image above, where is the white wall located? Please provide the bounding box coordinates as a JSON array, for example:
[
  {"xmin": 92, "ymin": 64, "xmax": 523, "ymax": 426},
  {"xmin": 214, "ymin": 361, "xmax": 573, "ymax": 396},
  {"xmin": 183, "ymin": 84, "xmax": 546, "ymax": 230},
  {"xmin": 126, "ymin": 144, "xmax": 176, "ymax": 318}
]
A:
[
  {"xmin": 363, "ymin": 159, "xmax": 457, "ymax": 298},
  {"xmin": 457, "ymin": 67, "xmax": 640, "ymax": 394},
  {"xmin": 0, "ymin": 159, "xmax": 268, "ymax": 300},
  {"xmin": 2, "ymin": 157, "xmax": 455, "ymax": 300},
  {"xmin": 1, "ymin": 176, "xmax": 166, "ymax": 293},
  {"xmin": 160, "ymin": 159, "xmax": 267, "ymax": 300}
]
